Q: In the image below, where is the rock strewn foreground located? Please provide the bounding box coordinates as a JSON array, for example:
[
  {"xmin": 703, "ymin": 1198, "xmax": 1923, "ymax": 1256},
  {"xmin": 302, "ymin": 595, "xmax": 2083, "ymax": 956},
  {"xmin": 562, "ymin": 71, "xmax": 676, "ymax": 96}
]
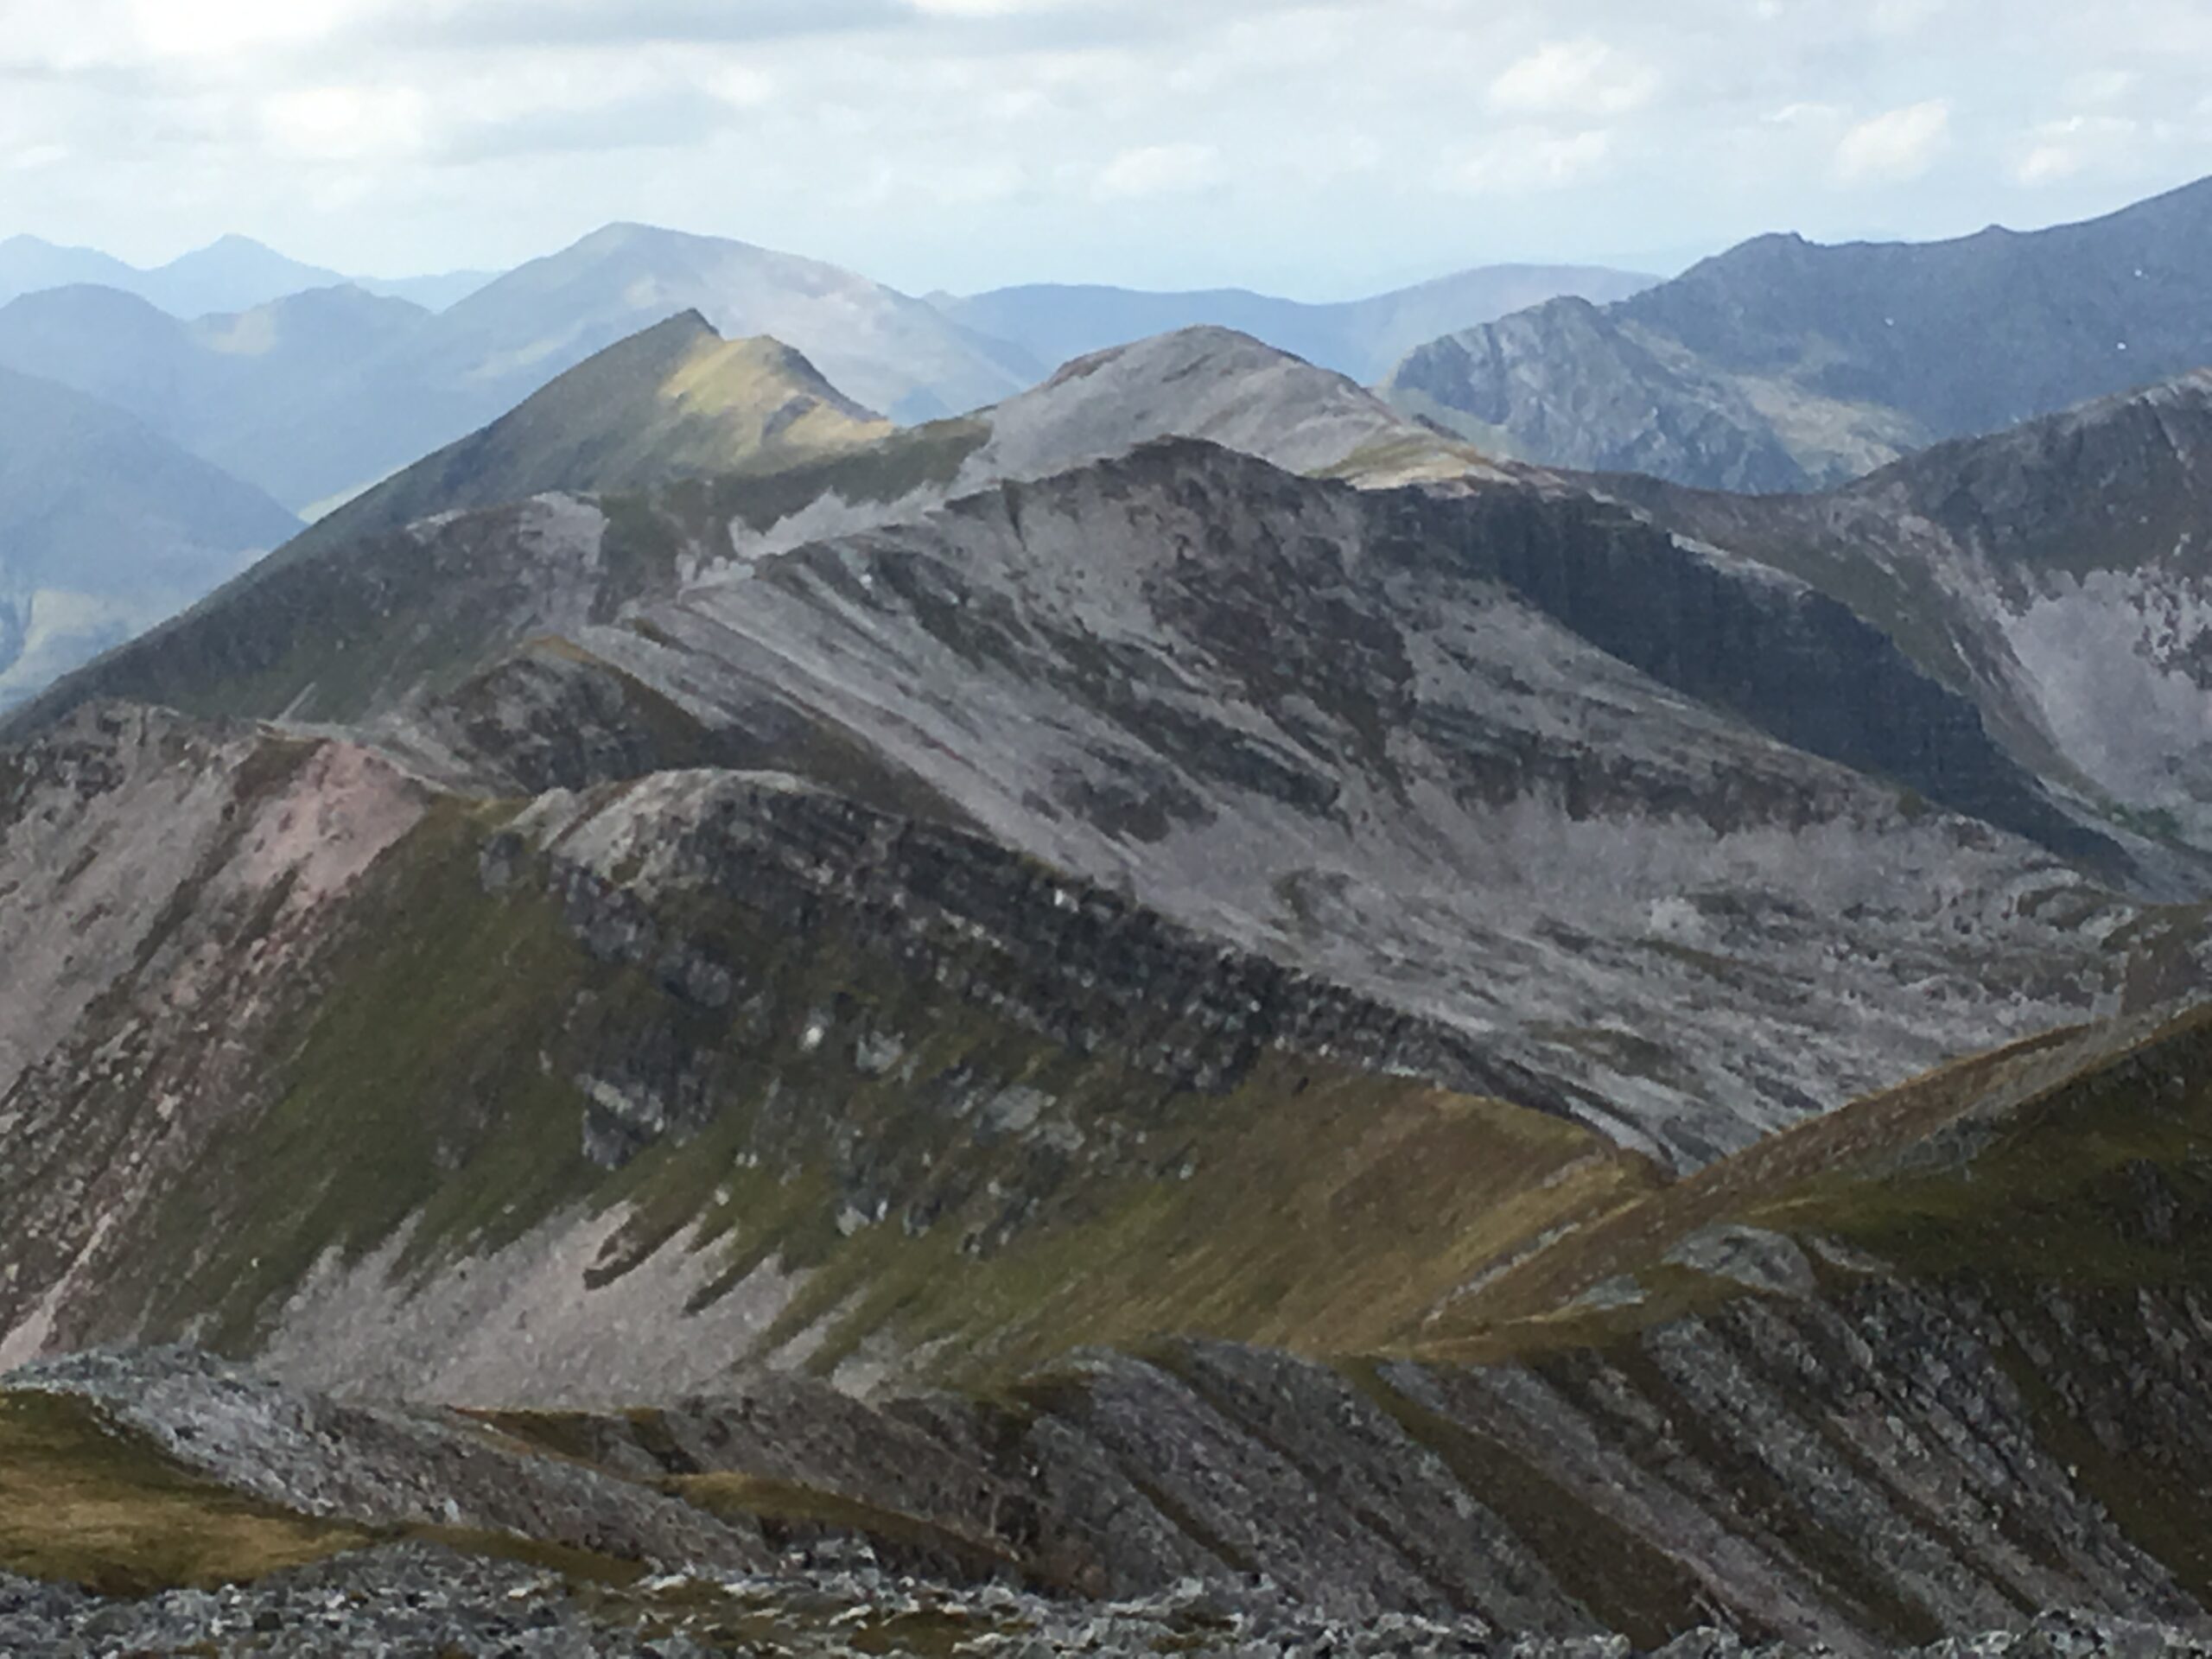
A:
[{"xmin": 5, "ymin": 1549, "xmax": 2211, "ymax": 1659}]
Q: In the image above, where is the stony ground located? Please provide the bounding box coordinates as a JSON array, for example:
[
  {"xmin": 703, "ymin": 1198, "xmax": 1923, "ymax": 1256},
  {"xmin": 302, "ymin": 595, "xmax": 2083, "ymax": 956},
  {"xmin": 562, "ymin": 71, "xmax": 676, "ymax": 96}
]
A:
[{"xmin": 3, "ymin": 1545, "xmax": 2210, "ymax": 1658}]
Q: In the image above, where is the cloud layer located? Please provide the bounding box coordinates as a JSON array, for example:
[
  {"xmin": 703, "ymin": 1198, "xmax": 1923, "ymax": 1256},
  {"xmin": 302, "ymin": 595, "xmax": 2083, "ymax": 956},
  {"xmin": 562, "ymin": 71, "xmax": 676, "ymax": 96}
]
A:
[{"xmin": 2, "ymin": 0, "xmax": 2208, "ymax": 297}]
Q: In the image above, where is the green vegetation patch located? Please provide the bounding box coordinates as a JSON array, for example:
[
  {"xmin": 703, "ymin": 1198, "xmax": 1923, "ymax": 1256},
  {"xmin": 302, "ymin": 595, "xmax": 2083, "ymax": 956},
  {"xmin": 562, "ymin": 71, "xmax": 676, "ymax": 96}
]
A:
[
  {"xmin": 675, "ymin": 416, "xmax": 990, "ymax": 534},
  {"xmin": 1748, "ymin": 1007, "xmax": 2212, "ymax": 1285},
  {"xmin": 0, "ymin": 1391, "xmax": 365, "ymax": 1596},
  {"xmin": 86, "ymin": 776, "xmax": 1658, "ymax": 1384},
  {"xmin": 108, "ymin": 799, "xmax": 611, "ymax": 1348}
]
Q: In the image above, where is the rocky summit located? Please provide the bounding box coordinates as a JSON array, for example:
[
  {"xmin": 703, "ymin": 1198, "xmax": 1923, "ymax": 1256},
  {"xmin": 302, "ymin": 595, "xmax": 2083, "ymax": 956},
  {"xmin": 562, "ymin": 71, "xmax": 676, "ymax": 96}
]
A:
[{"xmin": 6, "ymin": 182, "xmax": 2212, "ymax": 1657}]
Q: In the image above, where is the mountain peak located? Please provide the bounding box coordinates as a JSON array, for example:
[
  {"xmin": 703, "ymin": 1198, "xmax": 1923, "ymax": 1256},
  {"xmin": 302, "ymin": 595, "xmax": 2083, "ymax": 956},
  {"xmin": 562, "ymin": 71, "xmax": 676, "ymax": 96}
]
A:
[{"xmin": 286, "ymin": 313, "xmax": 889, "ymax": 556}]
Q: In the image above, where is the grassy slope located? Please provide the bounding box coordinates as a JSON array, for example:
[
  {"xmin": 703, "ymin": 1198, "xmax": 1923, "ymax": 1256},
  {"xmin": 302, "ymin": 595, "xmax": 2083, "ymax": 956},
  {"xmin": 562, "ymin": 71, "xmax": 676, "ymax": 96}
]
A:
[
  {"xmin": 0, "ymin": 1391, "xmax": 364, "ymax": 1595},
  {"xmin": 289, "ymin": 316, "xmax": 893, "ymax": 561},
  {"xmin": 73, "ymin": 796, "xmax": 1651, "ymax": 1381},
  {"xmin": 12, "ymin": 778, "xmax": 2210, "ymax": 1614},
  {"xmin": 1409, "ymin": 999, "xmax": 2212, "ymax": 1370}
]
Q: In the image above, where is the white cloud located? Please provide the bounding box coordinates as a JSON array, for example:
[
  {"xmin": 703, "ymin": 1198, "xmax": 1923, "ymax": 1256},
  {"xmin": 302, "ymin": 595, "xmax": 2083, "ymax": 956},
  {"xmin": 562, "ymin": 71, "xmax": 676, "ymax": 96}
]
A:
[
  {"xmin": 2014, "ymin": 114, "xmax": 2140, "ymax": 185},
  {"xmin": 908, "ymin": 0, "xmax": 1065, "ymax": 13},
  {"xmin": 262, "ymin": 84, "xmax": 430, "ymax": 161},
  {"xmin": 2063, "ymin": 68, "xmax": 2136, "ymax": 108},
  {"xmin": 1452, "ymin": 127, "xmax": 1613, "ymax": 195},
  {"xmin": 1832, "ymin": 99, "xmax": 1950, "ymax": 183},
  {"xmin": 130, "ymin": 0, "xmax": 378, "ymax": 60},
  {"xmin": 6, "ymin": 143, "xmax": 71, "ymax": 173},
  {"xmin": 702, "ymin": 62, "xmax": 776, "ymax": 108},
  {"xmin": 1867, "ymin": 0, "xmax": 1946, "ymax": 34},
  {"xmin": 1489, "ymin": 39, "xmax": 1656, "ymax": 118},
  {"xmin": 3, "ymin": 0, "xmax": 2212, "ymax": 297},
  {"xmin": 1093, "ymin": 142, "xmax": 1222, "ymax": 200}
]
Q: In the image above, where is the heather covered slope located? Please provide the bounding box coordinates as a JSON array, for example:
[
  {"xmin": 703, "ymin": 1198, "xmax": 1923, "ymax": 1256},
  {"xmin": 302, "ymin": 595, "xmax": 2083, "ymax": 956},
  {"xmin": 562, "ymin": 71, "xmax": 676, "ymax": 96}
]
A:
[{"xmin": 1385, "ymin": 172, "xmax": 2212, "ymax": 490}]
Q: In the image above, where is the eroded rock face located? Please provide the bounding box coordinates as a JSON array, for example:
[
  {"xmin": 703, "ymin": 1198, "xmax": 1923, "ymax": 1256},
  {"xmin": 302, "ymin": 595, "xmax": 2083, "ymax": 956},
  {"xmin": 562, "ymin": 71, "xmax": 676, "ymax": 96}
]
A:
[
  {"xmin": 0, "ymin": 707, "xmax": 1630, "ymax": 1395},
  {"xmin": 1611, "ymin": 371, "xmax": 2212, "ymax": 859},
  {"xmin": 5, "ymin": 446, "xmax": 2202, "ymax": 1190}
]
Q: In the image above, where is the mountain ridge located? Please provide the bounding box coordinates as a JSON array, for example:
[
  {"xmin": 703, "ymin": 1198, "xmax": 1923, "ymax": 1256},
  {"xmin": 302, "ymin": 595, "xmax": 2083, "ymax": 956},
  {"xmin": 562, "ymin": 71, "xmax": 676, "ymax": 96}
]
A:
[
  {"xmin": 286, "ymin": 313, "xmax": 893, "ymax": 560},
  {"xmin": 1384, "ymin": 171, "xmax": 2212, "ymax": 491},
  {"xmin": 9, "ymin": 210, "xmax": 2212, "ymax": 1653},
  {"xmin": 934, "ymin": 262, "xmax": 1658, "ymax": 385},
  {"xmin": 0, "ymin": 232, "xmax": 489, "ymax": 315}
]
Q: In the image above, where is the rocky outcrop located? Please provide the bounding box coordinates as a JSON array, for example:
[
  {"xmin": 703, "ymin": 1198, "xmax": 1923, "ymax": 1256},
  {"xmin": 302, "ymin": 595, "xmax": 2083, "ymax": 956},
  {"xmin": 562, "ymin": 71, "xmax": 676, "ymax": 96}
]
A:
[
  {"xmin": 538, "ymin": 442, "xmax": 2179, "ymax": 1161},
  {"xmin": 1375, "ymin": 479, "xmax": 2119, "ymax": 870},
  {"xmin": 12, "ymin": 1348, "xmax": 768, "ymax": 1573}
]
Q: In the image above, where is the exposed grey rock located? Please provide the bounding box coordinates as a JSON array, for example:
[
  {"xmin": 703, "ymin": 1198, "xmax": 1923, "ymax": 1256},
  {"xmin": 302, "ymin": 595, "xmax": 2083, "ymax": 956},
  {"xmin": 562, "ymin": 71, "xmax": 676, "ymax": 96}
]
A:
[{"xmin": 1662, "ymin": 1228, "xmax": 1817, "ymax": 1298}]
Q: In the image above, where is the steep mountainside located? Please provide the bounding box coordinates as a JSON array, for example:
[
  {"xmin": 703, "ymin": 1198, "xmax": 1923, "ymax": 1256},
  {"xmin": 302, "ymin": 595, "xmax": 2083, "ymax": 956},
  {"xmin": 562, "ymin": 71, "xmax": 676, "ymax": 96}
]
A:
[
  {"xmin": 12, "ymin": 433, "xmax": 2190, "ymax": 1168},
  {"xmin": 1387, "ymin": 173, "xmax": 2212, "ymax": 490},
  {"xmin": 9, "ymin": 272, "xmax": 2212, "ymax": 1653},
  {"xmin": 289, "ymin": 315, "xmax": 892, "ymax": 558},
  {"xmin": 1606, "ymin": 369, "xmax": 2212, "ymax": 850},
  {"xmin": 0, "ymin": 368, "xmax": 302, "ymax": 707},
  {"xmin": 935, "ymin": 263, "xmax": 1656, "ymax": 384}
]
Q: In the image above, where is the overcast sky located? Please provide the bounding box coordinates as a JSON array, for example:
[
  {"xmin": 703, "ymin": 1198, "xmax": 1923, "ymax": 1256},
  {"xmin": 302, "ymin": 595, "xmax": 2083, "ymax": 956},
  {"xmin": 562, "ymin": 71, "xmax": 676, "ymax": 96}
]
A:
[{"xmin": 2, "ymin": 0, "xmax": 2209, "ymax": 298}]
